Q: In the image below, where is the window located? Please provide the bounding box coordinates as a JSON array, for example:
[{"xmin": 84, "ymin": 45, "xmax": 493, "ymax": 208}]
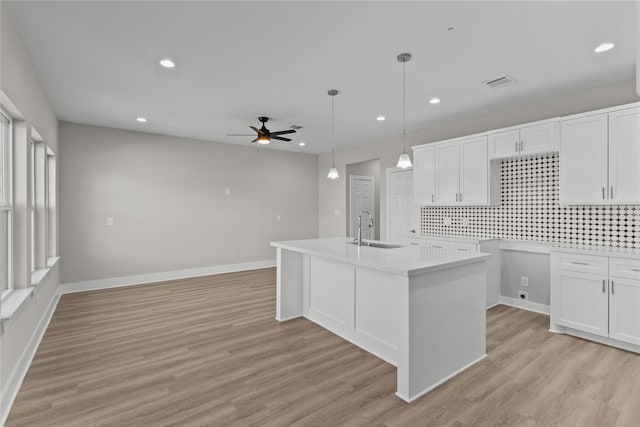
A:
[
  {"xmin": 0, "ymin": 111, "xmax": 12, "ymax": 295},
  {"xmin": 30, "ymin": 140, "xmax": 36, "ymax": 272}
]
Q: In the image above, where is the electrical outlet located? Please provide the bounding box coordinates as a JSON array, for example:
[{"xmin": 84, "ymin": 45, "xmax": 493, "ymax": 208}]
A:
[
  {"xmin": 225, "ymin": 188, "xmax": 231, "ymax": 196},
  {"xmin": 276, "ymin": 214, "xmax": 281, "ymax": 222},
  {"xmin": 106, "ymin": 217, "xmax": 114, "ymax": 226},
  {"xmin": 517, "ymin": 290, "xmax": 528, "ymax": 301},
  {"xmin": 443, "ymin": 217, "xmax": 452, "ymax": 226},
  {"xmin": 521, "ymin": 276, "xmax": 529, "ymax": 287},
  {"xmin": 461, "ymin": 217, "xmax": 469, "ymax": 227}
]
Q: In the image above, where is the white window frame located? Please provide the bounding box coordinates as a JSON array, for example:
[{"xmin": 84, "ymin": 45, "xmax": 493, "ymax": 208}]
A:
[{"xmin": 0, "ymin": 110, "xmax": 13, "ymax": 298}]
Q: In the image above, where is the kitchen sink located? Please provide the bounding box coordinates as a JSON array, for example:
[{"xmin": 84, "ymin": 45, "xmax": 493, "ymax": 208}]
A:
[{"xmin": 347, "ymin": 241, "xmax": 405, "ymax": 249}]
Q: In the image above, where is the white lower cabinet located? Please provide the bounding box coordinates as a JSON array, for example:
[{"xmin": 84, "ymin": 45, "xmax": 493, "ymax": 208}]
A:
[
  {"xmin": 551, "ymin": 250, "xmax": 640, "ymax": 350},
  {"xmin": 401, "ymin": 236, "xmax": 501, "ymax": 307}
]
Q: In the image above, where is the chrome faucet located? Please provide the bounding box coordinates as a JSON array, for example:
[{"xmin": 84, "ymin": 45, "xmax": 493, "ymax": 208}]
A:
[{"xmin": 357, "ymin": 210, "xmax": 374, "ymax": 246}]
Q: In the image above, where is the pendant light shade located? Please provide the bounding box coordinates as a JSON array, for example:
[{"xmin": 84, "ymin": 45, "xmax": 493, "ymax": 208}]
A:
[
  {"xmin": 327, "ymin": 167, "xmax": 339, "ymax": 179},
  {"xmin": 327, "ymin": 89, "xmax": 340, "ymax": 180},
  {"xmin": 396, "ymin": 53, "xmax": 413, "ymax": 169}
]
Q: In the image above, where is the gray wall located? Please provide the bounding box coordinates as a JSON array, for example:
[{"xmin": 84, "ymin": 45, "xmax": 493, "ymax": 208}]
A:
[
  {"xmin": 1, "ymin": 2, "xmax": 60, "ymax": 403},
  {"xmin": 345, "ymin": 158, "xmax": 380, "ymax": 240},
  {"xmin": 60, "ymin": 122, "xmax": 318, "ymax": 283},
  {"xmin": 501, "ymin": 251, "xmax": 550, "ymax": 306}
]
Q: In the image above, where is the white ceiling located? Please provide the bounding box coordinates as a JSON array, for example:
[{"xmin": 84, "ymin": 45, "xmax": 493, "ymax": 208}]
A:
[{"xmin": 6, "ymin": 1, "xmax": 637, "ymax": 154}]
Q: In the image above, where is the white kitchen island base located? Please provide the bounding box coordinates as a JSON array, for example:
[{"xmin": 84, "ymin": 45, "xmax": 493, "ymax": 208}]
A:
[{"xmin": 272, "ymin": 238, "xmax": 488, "ymax": 403}]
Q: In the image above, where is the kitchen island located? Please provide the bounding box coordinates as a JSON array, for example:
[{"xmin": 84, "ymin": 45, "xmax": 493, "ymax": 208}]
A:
[{"xmin": 270, "ymin": 237, "xmax": 490, "ymax": 402}]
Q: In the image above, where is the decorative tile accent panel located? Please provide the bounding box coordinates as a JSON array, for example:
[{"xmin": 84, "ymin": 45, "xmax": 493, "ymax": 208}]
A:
[{"xmin": 421, "ymin": 154, "xmax": 640, "ymax": 248}]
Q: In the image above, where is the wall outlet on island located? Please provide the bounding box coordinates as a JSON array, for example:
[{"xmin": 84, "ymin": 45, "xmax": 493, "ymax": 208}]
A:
[
  {"xmin": 518, "ymin": 290, "xmax": 529, "ymax": 301},
  {"xmin": 461, "ymin": 217, "xmax": 469, "ymax": 227},
  {"xmin": 443, "ymin": 217, "xmax": 452, "ymax": 226}
]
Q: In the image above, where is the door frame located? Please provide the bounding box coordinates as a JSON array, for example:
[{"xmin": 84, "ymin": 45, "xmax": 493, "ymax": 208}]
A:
[{"xmin": 349, "ymin": 174, "xmax": 375, "ymax": 239}]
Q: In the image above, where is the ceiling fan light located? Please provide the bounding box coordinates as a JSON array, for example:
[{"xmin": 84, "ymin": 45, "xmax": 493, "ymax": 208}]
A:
[
  {"xmin": 327, "ymin": 167, "xmax": 339, "ymax": 179},
  {"xmin": 396, "ymin": 152, "xmax": 412, "ymax": 168},
  {"xmin": 257, "ymin": 135, "xmax": 270, "ymax": 144}
]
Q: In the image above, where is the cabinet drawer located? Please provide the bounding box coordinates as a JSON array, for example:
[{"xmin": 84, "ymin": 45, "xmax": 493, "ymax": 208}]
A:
[
  {"xmin": 610, "ymin": 257, "xmax": 640, "ymax": 280},
  {"xmin": 555, "ymin": 253, "xmax": 608, "ymax": 275},
  {"xmin": 424, "ymin": 240, "xmax": 451, "ymax": 250},
  {"xmin": 450, "ymin": 242, "xmax": 478, "ymax": 252}
]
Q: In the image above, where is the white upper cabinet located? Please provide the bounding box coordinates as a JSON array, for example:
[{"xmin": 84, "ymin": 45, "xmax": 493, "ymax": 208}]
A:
[
  {"xmin": 435, "ymin": 142, "xmax": 461, "ymax": 204},
  {"xmin": 489, "ymin": 121, "xmax": 558, "ymax": 159},
  {"xmin": 560, "ymin": 105, "xmax": 640, "ymax": 205},
  {"xmin": 414, "ymin": 135, "xmax": 494, "ymax": 206},
  {"xmin": 434, "ymin": 136, "xmax": 489, "ymax": 205},
  {"xmin": 608, "ymin": 107, "xmax": 640, "ymax": 204},
  {"xmin": 459, "ymin": 136, "xmax": 489, "ymax": 204},
  {"xmin": 413, "ymin": 146, "xmax": 436, "ymax": 205}
]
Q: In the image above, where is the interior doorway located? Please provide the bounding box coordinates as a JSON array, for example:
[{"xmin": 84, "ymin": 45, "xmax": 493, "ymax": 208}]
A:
[{"xmin": 346, "ymin": 159, "xmax": 380, "ymax": 240}]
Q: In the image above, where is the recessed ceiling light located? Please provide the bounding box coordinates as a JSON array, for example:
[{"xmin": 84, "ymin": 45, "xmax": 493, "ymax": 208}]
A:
[
  {"xmin": 376, "ymin": 115, "xmax": 386, "ymax": 121},
  {"xmin": 429, "ymin": 97, "xmax": 441, "ymax": 104},
  {"xmin": 298, "ymin": 141, "xmax": 306, "ymax": 147},
  {"xmin": 594, "ymin": 42, "xmax": 616, "ymax": 53},
  {"xmin": 136, "ymin": 117, "xmax": 147, "ymax": 123},
  {"xmin": 159, "ymin": 58, "xmax": 177, "ymax": 68}
]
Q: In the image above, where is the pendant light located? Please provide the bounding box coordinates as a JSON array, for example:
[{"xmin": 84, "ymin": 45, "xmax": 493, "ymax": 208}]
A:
[
  {"xmin": 396, "ymin": 53, "xmax": 413, "ymax": 169},
  {"xmin": 327, "ymin": 89, "xmax": 340, "ymax": 179}
]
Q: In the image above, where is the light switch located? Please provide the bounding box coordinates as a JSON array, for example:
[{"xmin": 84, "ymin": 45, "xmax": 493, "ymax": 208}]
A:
[
  {"xmin": 276, "ymin": 215, "xmax": 281, "ymax": 222},
  {"xmin": 225, "ymin": 188, "xmax": 231, "ymax": 196},
  {"xmin": 106, "ymin": 217, "xmax": 114, "ymax": 226},
  {"xmin": 334, "ymin": 209, "xmax": 340, "ymax": 216}
]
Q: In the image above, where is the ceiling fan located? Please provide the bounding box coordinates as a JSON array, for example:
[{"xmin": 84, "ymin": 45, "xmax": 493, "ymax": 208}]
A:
[{"xmin": 226, "ymin": 116, "xmax": 296, "ymax": 144}]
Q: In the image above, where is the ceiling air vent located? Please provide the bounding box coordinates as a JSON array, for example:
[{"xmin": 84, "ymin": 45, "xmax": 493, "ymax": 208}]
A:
[{"xmin": 483, "ymin": 75, "xmax": 517, "ymax": 89}]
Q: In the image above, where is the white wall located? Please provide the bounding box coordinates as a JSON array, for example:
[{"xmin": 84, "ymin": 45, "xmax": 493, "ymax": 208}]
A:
[
  {"xmin": 319, "ymin": 78, "xmax": 640, "ymax": 239},
  {"xmin": 59, "ymin": 122, "xmax": 319, "ymax": 284},
  {"xmin": 0, "ymin": 2, "xmax": 60, "ymax": 413}
]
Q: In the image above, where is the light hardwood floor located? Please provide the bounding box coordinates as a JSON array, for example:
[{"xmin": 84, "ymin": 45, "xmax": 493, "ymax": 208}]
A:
[{"xmin": 6, "ymin": 268, "xmax": 640, "ymax": 426}]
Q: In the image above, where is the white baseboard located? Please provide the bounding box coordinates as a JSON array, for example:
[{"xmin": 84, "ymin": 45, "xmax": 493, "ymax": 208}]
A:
[
  {"xmin": 1, "ymin": 293, "xmax": 60, "ymax": 427},
  {"xmin": 57, "ymin": 259, "xmax": 276, "ymax": 294},
  {"xmin": 499, "ymin": 296, "xmax": 550, "ymax": 315}
]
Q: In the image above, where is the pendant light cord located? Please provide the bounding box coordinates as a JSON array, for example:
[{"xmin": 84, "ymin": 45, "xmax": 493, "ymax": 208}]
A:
[
  {"xmin": 402, "ymin": 60, "xmax": 406, "ymax": 154},
  {"xmin": 331, "ymin": 94, "xmax": 335, "ymax": 167}
]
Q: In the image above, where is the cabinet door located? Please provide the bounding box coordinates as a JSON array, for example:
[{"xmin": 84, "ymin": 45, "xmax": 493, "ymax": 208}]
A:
[
  {"xmin": 435, "ymin": 143, "xmax": 459, "ymax": 204},
  {"xmin": 520, "ymin": 122, "xmax": 558, "ymax": 155},
  {"xmin": 551, "ymin": 269, "xmax": 608, "ymax": 337},
  {"xmin": 459, "ymin": 136, "xmax": 488, "ymax": 204},
  {"xmin": 559, "ymin": 114, "xmax": 608, "ymax": 204},
  {"xmin": 488, "ymin": 129, "xmax": 520, "ymax": 159},
  {"xmin": 609, "ymin": 277, "xmax": 640, "ymax": 345},
  {"xmin": 608, "ymin": 107, "xmax": 640, "ymax": 204},
  {"xmin": 413, "ymin": 147, "xmax": 436, "ymax": 205}
]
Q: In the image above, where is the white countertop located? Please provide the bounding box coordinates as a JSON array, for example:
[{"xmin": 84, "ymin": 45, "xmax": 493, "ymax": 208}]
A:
[
  {"xmin": 400, "ymin": 233, "xmax": 500, "ymax": 243},
  {"xmin": 270, "ymin": 237, "xmax": 490, "ymax": 277},
  {"xmin": 550, "ymin": 243, "xmax": 640, "ymax": 259}
]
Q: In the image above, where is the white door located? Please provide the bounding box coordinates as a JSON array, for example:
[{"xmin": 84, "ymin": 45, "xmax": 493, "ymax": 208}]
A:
[
  {"xmin": 520, "ymin": 122, "xmax": 558, "ymax": 155},
  {"xmin": 560, "ymin": 114, "xmax": 608, "ymax": 204},
  {"xmin": 459, "ymin": 136, "xmax": 488, "ymax": 204},
  {"xmin": 488, "ymin": 129, "xmax": 520, "ymax": 159},
  {"xmin": 413, "ymin": 147, "xmax": 436, "ymax": 205},
  {"xmin": 388, "ymin": 169, "xmax": 419, "ymax": 242},
  {"xmin": 349, "ymin": 175, "xmax": 375, "ymax": 240},
  {"xmin": 608, "ymin": 107, "xmax": 640, "ymax": 204},
  {"xmin": 435, "ymin": 143, "xmax": 459, "ymax": 204},
  {"xmin": 552, "ymin": 269, "xmax": 609, "ymax": 337},
  {"xmin": 608, "ymin": 277, "xmax": 640, "ymax": 346}
]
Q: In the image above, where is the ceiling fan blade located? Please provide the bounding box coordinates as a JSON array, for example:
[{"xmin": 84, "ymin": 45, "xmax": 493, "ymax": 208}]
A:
[
  {"xmin": 226, "ymin": 134, "xmax": 255, "ymax": 136},
  {"xmin": 271, "ymin": 136, "xmax": 292, "ymax": 142},
  {"xmin": 270, "ymin": 129, "xmax": 296, "ymax": 136},
  {"xmin": 249, "ymin": 126, "xmax": 260, "ymax": 133},
  {"xmin": 251, "ymin": 138, "xmax": 258, "ymax": 143}
]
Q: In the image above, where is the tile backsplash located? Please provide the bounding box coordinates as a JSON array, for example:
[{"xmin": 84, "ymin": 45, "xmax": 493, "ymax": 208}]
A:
[{"xmin": 421, "ymin": 154, "xmax": 640, "ymax": 249}]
